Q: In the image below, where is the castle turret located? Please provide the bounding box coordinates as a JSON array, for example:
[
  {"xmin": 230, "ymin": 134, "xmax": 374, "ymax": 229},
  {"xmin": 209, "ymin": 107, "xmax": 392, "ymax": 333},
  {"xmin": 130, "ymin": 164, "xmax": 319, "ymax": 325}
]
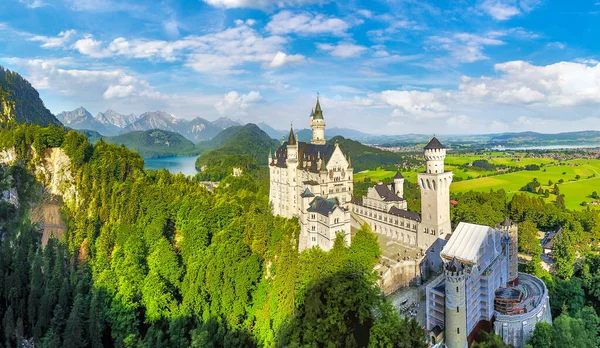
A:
[
  {"xmin": 444, "ymin": 259, "xmax": 468, "ymax": 348},
  {"xmin": 417, "ymin": 137, "xmax": 453, "ymax": 249},
  {"xmin": 497, "ymin": 218, "xmax": 519, "ymax": 286},
  {"xmin": 393, "ymin": 171, "xmax": 404, "ymax": 198},
  {"xmin": 310, "ymin": 97, "xmax": 326, "ymax": 145},
  {"xmin": 286, "ymin": 125, "xmax": 299, "ymax": 215}
]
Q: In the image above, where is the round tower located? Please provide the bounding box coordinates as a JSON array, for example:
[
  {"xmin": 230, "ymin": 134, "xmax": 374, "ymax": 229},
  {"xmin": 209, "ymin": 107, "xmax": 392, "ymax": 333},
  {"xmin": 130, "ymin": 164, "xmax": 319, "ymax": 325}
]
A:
[
  {"xmin": 310, "ymin": 97, "xmax": 326, "ymax": 145},
  {"xmin": 393, "ymin": 171, "xmax": 404, "ymax": 197},
  {"xmin": 444, "ymin": 259, "xmax": 468, "ymax": 348},
  {"xmin": 497, "ymin": 218, "xmax": 519, "ymax": 286},
  {"xmin": 417, "ymin": 137, "xmax": 453, "ymax": 249},
  {"xmin": 424, "ymin": 137, "xmax": 447, "ymax": 174}
]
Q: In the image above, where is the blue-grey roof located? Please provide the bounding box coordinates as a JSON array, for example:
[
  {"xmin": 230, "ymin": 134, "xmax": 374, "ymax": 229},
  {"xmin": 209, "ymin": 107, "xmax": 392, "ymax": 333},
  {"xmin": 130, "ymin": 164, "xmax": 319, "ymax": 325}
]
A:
[
  {"xmin": 307, "ymin": 196, "xmax": 340, "ymax": 216},
  {"xmin": 301, "ymin": 187, "xmax": 315, "ymax": 198}
]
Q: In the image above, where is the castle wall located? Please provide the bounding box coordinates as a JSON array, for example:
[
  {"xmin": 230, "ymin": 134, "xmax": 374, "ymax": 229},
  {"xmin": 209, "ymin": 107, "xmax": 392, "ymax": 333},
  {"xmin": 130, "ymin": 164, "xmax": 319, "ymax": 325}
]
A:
[
  {"xmin": 494, "ymin": 273, "xmax": 552, "ymax": 348},
  {"xmin": 351, "ymin": 203, "xmax": 419, "ymax": 246}
]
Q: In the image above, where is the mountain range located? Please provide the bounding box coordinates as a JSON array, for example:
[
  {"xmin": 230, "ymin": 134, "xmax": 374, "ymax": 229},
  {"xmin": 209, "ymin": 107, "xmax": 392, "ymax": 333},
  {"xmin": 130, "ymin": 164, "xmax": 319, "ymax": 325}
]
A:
[{"xmin": 58, "ymin": 107, "xmax": 241, "ymax": 142}]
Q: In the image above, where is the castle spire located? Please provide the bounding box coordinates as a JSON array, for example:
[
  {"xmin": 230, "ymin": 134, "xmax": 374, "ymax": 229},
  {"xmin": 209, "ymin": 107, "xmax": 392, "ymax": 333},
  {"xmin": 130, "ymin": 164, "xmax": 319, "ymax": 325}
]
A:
[
  {"xmin": 288, "ymin": 123, "xmax": 297, "ymax": 145},
  {"xmin": 313, "ymin": 95, "xmax": 323, "ymax": 120}
]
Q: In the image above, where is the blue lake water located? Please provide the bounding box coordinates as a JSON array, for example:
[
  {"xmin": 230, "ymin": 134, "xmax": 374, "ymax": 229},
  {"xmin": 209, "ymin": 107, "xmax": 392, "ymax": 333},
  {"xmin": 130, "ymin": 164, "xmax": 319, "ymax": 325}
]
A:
[{"xmin": 144, "ymin": 156, "xmax": 198, "ymax": 176}]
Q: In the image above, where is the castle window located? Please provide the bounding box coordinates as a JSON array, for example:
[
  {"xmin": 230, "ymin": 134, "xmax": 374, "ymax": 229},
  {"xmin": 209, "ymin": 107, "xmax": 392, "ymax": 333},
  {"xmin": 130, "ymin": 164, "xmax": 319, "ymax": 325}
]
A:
[
  {"xmin": 456, "ymin": 286, "xmax": 459, "ymax": 292},
  {"xmin": 457, "ymin": 307, "xmax": 459, "ymax": 313},
  {"xmin": 312, "ymin": 237, "xmax": 316, "ymax": 242},
  {"xmin": 457, "ymin": 328, "xmax": 460, "ymax": 334}
]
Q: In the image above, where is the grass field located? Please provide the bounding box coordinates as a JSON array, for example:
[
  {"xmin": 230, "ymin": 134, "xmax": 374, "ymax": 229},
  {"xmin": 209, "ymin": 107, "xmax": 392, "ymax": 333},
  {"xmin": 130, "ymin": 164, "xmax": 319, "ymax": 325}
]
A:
[
  {"xmin": 451, "ymin": 159, "xmax": 600, "ymax": 210},
  {"xmin": 353, "ymin": 156, "xmax": 600, "ymax": 211}
]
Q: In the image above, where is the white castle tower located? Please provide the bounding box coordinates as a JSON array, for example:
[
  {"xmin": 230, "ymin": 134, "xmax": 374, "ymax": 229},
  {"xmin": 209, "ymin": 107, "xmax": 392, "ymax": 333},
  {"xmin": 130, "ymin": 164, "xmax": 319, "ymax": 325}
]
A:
[
  {"xmin": 444, "ymin": 259, "xmax": 468, "ymax": 348},
  {"xmin": 417, "ymin": 137, "xmax": 453, "ymax": 249},
  {"xmin": 392, "ymin": 171, "xmax": 404, "ymax": 197},
  {"xmin": 310, "ymin": 97, "xmax": 326, "ymax": 145}
]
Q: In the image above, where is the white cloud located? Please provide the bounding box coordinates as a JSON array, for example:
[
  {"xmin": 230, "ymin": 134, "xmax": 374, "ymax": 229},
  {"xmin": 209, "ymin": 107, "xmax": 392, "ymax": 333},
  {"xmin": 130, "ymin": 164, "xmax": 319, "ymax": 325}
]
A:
[
  {"xmin": 28, "ymin": 30, "xmax": 76, "ymax": 48},
  {"xmin": 72, "ymin": 35, "xmax": 113, "ymax": 58},
  {"xmin": 269, "ymin": 51, "xmax": 305, "ymax": 68},
  {"xmin": 446, "ymin": 115, "xmax": 470, "ymax": 126},
  {"xmin": 103, "ymin": 85, "xmax": 136, "ymax": 99},
  {"xmin": 373, "ymin": 90, "xmax": 450, "ymax": 118},
  {"xmin": 428, "ymin": 32, "xmax": 505, "ymax": 63},
  {"xmin": 479, "ymin": 0, "xmax": 541, "ymax": 21},
  {"xmin": 65, "ymin": 24, "xmax": 298, "ymax": 74},
  {"xmin": 163, "ymin": 18, "xmax": 180, "ymax": 38},
  {"xmin": 317, "ymin": 42, "xmax": 367, "ymax": 58},
  {"xmin": 203, "ymin": 0, "xmax": 322, "ymax": 9},
  {"xmin": 546, "ymin": 42, "xmax": 566, "ymax": 49},
  {"xmin": 2, "ymin": 58, "xmax": 161, "ymax": 103},
  {"xmin": 19, "ymin": 0, "xmax": 47, "ymax": 8},
  {"xmin": 214, "ymin": 91, "xmax": 262, "ymax": 115},
  {"xmin": 266, "ymin": 11, "xmax": 350, "ymax": 36},
  {"xmin": 65, "ymin": 0, "xmax": 141, "ymax": 12}
]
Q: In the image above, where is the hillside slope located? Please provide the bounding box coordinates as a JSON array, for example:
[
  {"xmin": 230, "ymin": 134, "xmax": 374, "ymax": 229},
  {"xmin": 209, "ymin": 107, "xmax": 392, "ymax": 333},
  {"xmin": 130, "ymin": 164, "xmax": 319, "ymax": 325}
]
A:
[
  {"xmin": 328, "ymin": 136, "xmax": 405, "ymax": 172},
  {"xmin": 196, "ymin": 123, "xmax": 280, "ymax": 168},
  {"xmin": 0, "ymin": 66, "xmax": 61, "ymax": 127},
  {"xmin": 105, "ymin": 129, "xmax": 198, "ymax": 158}
]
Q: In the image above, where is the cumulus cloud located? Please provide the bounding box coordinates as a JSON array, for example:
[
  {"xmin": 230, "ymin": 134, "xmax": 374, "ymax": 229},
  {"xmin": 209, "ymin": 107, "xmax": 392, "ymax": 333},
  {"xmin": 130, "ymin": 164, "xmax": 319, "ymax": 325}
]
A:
[
  {"xmin": 317, "ymin": 42, "xmax": 367, "ymax": 58},
  {"xmin": 215, "ymin": 91, "xmax": 262, "ymax": 115},
  {"xmin": 479, "ymin": 0, "xmax": 541, "ymax": 21},
  {"xmin": 103, "ymin": 85, "xmax": 136, "ymax": 99},
  {"xmin": 373, "ymin": 90, "xmax": 450, "ymax": 118},
  {"xmin": 2, "ymin": 58, "xmax": 161, "ymax": 102},
  {"xmin": 269, "ymin": 51, "xmax": 305, "ymax": 68},
  {"xmin": 266, "ymin": 11, "xmax": 350, "ymax": 36},
  {"xmin": 457, "ymin": 61, "xmax": 600, "ymax": 107},
  {"xmin": 72, "ymin": 35, "xmax": 113, "ymax": 58},
  {"xmin": 67, "ymin": 24, "xmax": 298, "ymax": 74},
  {"xmin": 28, "ymin": 30, "xmax": 77, "ymax": 48}
]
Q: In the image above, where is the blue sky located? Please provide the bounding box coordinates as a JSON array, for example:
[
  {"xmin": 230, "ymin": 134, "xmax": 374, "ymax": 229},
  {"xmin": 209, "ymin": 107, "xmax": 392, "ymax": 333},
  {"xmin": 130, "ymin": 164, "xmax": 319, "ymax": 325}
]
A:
[{"xmin": 1, "ymin": 0, "xmax": 599, "ymax": 134}]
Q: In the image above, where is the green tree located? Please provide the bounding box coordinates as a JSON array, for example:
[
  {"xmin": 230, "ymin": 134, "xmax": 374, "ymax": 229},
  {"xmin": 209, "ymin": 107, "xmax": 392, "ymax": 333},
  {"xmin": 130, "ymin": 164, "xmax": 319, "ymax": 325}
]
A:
[{"xmin": 528, "ymin": 321, "xmax": 552, "ymax": 347}]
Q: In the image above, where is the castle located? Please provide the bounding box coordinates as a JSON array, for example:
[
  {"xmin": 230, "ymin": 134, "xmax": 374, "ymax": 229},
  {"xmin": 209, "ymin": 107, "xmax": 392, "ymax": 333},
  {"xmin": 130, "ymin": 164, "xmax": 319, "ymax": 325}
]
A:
[
  {"xmin": 269, "ymin": 98, "xmax": 453, "ymax": 270},
  {"xmin": 268, "ymin": 98, "xmax": 352, "ymax": 251},
  {"xmin": 268, "ymin": 98, "xmax": 551, "ymax": 347}
]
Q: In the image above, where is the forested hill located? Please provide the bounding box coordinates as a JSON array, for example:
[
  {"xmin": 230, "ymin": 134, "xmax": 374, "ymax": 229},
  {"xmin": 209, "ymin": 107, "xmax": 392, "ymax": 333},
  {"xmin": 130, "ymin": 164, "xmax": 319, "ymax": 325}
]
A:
[
  {"xmin": 0, "ymin": 66, "xmax": 61, "ymax": 127},
  {"xmin": 101, "ymin": 129, "xmax": 198, "ymax": 158},
  {"xmin": 0, "ymin": 121, "xmax": 426, "ymax": 347},
  {"xmin": 327, "ymin": 136, "xmax": 408, "ymax": 172},
  {"xmin": 196, "ymin": 123, "xmax": 280, "ymax": 168}
]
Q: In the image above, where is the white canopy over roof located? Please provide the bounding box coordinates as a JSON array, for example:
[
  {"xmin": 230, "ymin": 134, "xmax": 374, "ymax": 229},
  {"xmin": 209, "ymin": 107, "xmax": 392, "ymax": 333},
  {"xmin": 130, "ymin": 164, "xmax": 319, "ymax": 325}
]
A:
[{"xmin": 441, "ymin": 222, "xmax": 496, "ymax": 264}]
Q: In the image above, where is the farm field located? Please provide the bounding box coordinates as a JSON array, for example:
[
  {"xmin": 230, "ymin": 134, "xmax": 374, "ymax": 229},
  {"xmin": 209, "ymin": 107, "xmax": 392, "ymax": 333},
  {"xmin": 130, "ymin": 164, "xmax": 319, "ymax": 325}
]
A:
[
  {"xmin": 353, "ymin": 155, "xmax": 600, "ymax": 210},
  {"xmin": 451, "ymin": 159, "xmax": 600, "ymax": 210}
]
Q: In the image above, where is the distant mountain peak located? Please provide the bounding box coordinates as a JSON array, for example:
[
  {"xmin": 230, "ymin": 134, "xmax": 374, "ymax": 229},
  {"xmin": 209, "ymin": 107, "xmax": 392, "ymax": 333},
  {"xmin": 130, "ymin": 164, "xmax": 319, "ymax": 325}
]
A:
[
  {"xmin": 57, "ymin": 107, "xmax": 94, "ymax": 125},
  {"xmin": 212, "ymin": 117, "xmax": 241, "ymax": 129},
  {"xmin": 95, "ymin": 109, "xmax": 137, "ymax": 129}
]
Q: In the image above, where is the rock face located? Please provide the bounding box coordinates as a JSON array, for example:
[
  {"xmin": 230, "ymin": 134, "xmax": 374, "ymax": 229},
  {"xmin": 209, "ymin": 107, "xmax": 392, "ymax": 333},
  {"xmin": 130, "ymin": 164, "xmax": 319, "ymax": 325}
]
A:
[
  {"xmin": 123, "ymin": 111, "xmax": 178, "ymax": 132},
  {"xmin": 95, "ymin": 109, "xmax": 137, "ymax": 129},
  {"xmin": 57, "ymin": 107, "xmax": 121, "ymax": 135},
  {"xmin": 0, "ymin": 147, "xmax": 76, "ymax": 208}
]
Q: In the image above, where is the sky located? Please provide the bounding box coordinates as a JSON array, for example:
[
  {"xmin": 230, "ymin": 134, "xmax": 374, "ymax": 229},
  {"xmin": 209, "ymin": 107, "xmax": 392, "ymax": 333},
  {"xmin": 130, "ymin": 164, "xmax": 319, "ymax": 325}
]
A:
[{"xmin": 1, "ymin": 0, "xmax": 599, "ymax": 135}]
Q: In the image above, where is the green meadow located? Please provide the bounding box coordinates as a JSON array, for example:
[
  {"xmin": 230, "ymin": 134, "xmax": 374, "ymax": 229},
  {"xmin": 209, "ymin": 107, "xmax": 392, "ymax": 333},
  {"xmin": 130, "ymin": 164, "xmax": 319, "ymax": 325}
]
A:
[
  {"xmin": 451, "ymin": 159, "xmax": 600, "ymax": 210},
  {"xmin": 353, "ymin": 154, "xmax": 600, "ymax": 211}
]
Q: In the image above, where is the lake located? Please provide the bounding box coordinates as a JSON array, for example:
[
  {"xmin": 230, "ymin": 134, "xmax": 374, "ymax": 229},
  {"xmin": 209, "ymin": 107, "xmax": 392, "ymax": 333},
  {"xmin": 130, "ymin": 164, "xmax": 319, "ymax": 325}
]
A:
[{"xmin": 144, "ymin": 156, "xmax": 199, "ymax": 176}]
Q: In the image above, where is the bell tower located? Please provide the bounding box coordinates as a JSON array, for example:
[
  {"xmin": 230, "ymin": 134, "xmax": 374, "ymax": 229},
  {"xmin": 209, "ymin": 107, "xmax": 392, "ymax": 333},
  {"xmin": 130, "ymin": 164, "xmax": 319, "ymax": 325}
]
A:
[
  {"xmin": 417, "ymin": 137, "xmax": 453, "ymax": 249},
  {"xmin": 310, "ymin": 96, "xmax": 326, "ymax": 145}
]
